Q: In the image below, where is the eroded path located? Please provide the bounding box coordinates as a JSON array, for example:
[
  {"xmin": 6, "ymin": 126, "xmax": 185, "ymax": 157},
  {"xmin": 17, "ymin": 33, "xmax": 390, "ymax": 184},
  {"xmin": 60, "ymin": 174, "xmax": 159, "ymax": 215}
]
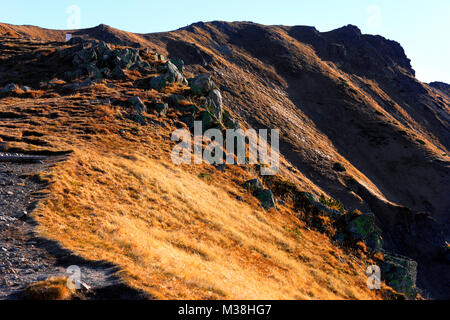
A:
[
  {"xmin": 0, "ymin": 34, "xmax": 152, "ymax": 299},
  {"xmin": 0, "ymin": 155, "xmax": 57, "ymax": 298},
  {"xmin": 0, "ymin": 155, "xmax": 147, "ymax": 299}
]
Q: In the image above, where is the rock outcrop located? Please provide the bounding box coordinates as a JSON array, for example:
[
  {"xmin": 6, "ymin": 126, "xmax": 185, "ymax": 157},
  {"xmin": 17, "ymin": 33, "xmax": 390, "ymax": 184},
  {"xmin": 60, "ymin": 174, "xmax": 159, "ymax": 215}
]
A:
[
  {"xmin": 243, "ymin": 179, "xmax": 276, "ymax": 210},
  {"xmin": 64, "ymin": 40, "xmax": 151, "ymax": 81}
]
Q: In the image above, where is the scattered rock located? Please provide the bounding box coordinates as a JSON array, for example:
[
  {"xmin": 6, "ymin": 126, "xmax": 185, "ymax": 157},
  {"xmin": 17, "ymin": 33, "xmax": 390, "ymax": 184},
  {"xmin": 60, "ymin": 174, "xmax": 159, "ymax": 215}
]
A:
[
  {"xmin": 156, "ymin": 53, "xmax": 166, "ymax": 63},
  {"xmin": 62, "ymin": 79, "xmax": 93, "ymax": 91},
  {"xmin": 204, "ymin": 89, "xmax": 223, "ymax": 122},
  {"xmin": 153, "ymin": 103, "xmax": 168, "ymax": 117},
  {"xmin": 65, "ymin": 40, "xmax": 151, "ymax": 81},
  {"xmin": 128, "ymin": 96, "xmax": 147, "ymax": 114},
  {"xmin": 1, "ymin": 83, "xmax": 19, "ymax": 93},
  {"xmin": 17, "ymin": 210, "xmax": 28, "ymax": 221},
  {"xmin": 163, "ymin": 61, "xmax": 187, "ymax": 85},
  {"xmin": 381, "ymin": 253, "xmax": 418, "ymax": 299},
  {"xmin": 171, "ymin": 59, "xmax": 185, "ymax": 73},
  {"xmin": 188, "ymin": 74, "xmax": 214, "ymax": 95},
  {"xmin": 149, "ymin": 76, "xmax": 166, "ymax": 90},
  {"xmin": 168, "ymin": 94, "xmax": 186, "ymax": 106},
  {"xmin": 85, "ymin": 63, "xmax": 103, "ymax": 79},
  {"xmin": 307, "ymin": 197, "xmax": 343, "ymax": 219},
  {"xmin": 223, "ymin": 110, "xmax": 240, "ymax": 129},
  {"xmin": 254, "ymin": 189, "xmax": 277, "ymax": 210},
  {"xmin": 243, "ymin": 179, "xmax": 277, "ymax": 210},
  {"xmin": 243, "ymin": 179, "xmax": 263, "ymax": 193},
  {"xmin": 21, "ymin": 86, "xmax": 33, "ymax": 92},
  {"xmin": 126, "ymin": 113, "xmax": 146, "ymax": 125},
  {"xmin": 345, "ymin": 212, "xmax": 383, "ymax": 252},
  {"xmin": 200, "ymin": 111, "xmax": 219, "ymax": 131},
  {"xmin": 112, "ymin": 48, "xmax": 140, "ymax": 70},
  {"xmin": 111, "ymin": 66, "xmax": 127, "ymax": 80}
]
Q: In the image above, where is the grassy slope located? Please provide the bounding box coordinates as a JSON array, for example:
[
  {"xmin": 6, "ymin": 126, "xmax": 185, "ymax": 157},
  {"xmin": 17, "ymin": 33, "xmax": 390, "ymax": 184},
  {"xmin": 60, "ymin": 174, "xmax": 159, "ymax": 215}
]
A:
[
  {"xmin": 0, "ymin": 29, "xmax": 408, "ymax": 299},
  {"xmin": 35, "ymin": 131, "xmax": 382, "ymax": 299},
  {"xmin": 0, "ymin": 78, "xmax": 386, "ymax": 301}
]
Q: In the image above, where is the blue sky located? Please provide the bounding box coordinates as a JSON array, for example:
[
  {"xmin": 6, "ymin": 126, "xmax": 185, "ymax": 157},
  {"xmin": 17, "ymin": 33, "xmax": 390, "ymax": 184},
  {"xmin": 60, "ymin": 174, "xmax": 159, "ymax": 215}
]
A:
[{"xmin": 1, "ymin": 0, "xmax": 449, "ymax": 83}]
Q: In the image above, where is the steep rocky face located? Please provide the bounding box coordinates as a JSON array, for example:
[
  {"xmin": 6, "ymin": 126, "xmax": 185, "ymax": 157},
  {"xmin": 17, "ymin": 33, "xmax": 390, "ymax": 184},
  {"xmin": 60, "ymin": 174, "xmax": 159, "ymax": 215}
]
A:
[
  {"xmin": 311, "ymin": 24, "xmax": 414, "ymax": 76},
  {"xmin": 1, "ymin": 21, "xmax": 448, "ymax": 298},
  {"xmin": 154, "ymin": 21, "xmax": 449, "ymax": 214}
]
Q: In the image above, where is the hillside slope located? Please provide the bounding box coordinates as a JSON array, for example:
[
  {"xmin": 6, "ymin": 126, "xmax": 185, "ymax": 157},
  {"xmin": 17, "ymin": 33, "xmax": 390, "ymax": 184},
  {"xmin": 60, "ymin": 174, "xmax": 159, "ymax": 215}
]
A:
[
  {"xmin": 143, "ymin": 22, "xmax": 450, "ymax": 298},
  {"xmin": 0, "ymin": 21, "xmax": 448, "ymax": 299},
  {"xmin": 0, "ymin": 35, "xmax": 394, "ymax": 300}
]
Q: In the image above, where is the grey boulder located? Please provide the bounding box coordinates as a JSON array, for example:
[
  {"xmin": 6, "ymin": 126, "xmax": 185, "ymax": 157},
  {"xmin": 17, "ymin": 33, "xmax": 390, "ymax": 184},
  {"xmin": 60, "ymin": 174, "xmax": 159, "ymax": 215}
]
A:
[{"xmin": 189, "ymin": 74, "xmax": 214, "ymax": 96}]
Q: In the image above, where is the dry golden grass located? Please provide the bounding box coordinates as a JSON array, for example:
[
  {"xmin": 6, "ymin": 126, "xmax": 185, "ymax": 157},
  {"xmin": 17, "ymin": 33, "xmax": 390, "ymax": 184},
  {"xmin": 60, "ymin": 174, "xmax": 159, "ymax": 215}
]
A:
[
  {"xmin": 163, "ymin": 82, "xmax": 189, "ymax": 94},
  {"xmin": 12, "ymin": 110, "xmax": 382, "ymax": 300},
  {"xmin": 124, "ymin": 69, "xmax": 142, "ymax": 79},
  {"xmin": 0, "ymin": 60, "xmax": 389, "ymax": 301},
  {"xmin": 23, "ymin": 278, "xmax": 74, "ymax": 300},
  {"xmin": 0, "ymin": 89, "xmax": 45, "ymax": 99},
  {"xmin": 35, "ymin": 144, "xmax": 383, "ymax": 300}
]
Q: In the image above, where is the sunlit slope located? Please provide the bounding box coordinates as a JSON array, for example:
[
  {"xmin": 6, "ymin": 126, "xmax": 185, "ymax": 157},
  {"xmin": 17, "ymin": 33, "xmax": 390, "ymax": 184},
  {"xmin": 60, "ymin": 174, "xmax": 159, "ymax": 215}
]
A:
[{"xmin": 0, "ymin": 95, "xmax": 383, "ymax": 299}]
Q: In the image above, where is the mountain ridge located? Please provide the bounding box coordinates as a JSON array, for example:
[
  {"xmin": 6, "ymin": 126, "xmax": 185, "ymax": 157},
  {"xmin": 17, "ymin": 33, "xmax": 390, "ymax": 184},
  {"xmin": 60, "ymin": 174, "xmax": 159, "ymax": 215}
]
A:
[{"xmin": 0, "ymin": 21, "xmax": 448, "ymax": 299}]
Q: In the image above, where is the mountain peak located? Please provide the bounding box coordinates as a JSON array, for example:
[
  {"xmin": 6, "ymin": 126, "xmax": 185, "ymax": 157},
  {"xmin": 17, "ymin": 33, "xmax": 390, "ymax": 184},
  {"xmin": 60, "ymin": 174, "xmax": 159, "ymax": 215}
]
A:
[
  {"xmin": 96, "ymin": 24, "xmax": 112, "ymax": 31},
  {"xmin": 332, "ymin": 24, "xmax": 362, "ymax": 36},
  {"xmin": 429, "ymin": 81, "xmax": 450, "ymax": 96}
]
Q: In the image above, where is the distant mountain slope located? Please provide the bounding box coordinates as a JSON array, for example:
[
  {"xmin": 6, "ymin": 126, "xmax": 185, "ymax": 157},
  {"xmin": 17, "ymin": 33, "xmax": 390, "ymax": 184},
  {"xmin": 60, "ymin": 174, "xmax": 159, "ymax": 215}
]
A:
[
  {"xmin": 1, "ymin": 21, "xmax": 448, "ymax": 298},
  {"xmin": 0, "ymin": 23, "xmax": 66, "ymax": 41},
  {"xmin": 429, "ymin": 81, "xmax": 450, "ymax": 97},
  {"xmin": 151, "ymin": 22, "xmax": 450, "ymax": 298}
]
